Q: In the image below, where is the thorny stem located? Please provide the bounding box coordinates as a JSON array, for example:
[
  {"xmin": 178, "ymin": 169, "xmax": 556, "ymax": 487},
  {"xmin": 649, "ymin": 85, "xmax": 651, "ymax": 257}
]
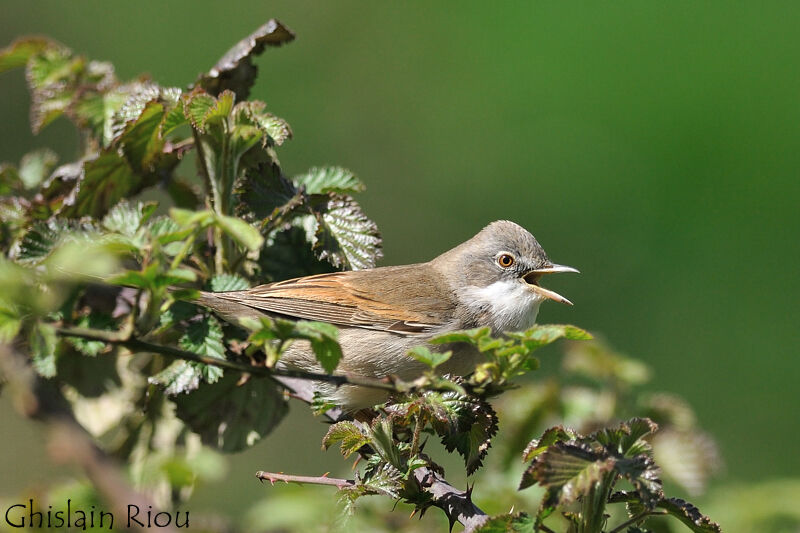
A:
[
  {"xmin": 54, "ymin": 325, "xmax": 400, "ymax": 392},
  {"xmin": 410, "ymin": 413, "xmax": 423, "ymax": 457},
  {"xmin": 256, "ymin": 471, "xmax": 354, "ymax": 489}
]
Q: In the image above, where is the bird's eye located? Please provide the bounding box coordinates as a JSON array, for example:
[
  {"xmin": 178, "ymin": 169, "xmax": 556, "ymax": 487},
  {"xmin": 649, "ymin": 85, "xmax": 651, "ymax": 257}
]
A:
[{"xmin": 497, "ymin": 253, "xmax": 515, "ymax": 268}]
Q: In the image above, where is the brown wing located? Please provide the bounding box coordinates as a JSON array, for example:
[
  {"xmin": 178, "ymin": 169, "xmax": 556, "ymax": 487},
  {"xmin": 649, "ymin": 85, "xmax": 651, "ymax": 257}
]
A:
[{"xmin": 199, "ymin": 266, "xmax": 455, "ymax": 334}]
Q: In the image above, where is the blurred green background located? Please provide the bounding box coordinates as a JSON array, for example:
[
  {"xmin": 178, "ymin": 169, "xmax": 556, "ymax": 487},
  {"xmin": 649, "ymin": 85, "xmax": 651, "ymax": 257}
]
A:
[{"xmin": 2, "ymin": 0, "xmax": 798, "ymax": 527}]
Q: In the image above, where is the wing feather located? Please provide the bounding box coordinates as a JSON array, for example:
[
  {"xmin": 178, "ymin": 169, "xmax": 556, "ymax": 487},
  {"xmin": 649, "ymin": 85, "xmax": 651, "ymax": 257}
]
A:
[{"xmin": 203, "ymin": 267, "xmax": 452, "ymax": 334}]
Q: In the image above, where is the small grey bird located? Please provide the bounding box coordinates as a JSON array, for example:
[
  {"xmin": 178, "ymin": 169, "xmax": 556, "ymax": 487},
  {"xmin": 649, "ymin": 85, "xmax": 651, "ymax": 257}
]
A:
[{"xmin": 197, "ymin": 220, "xmax": 578, "ymax": 408}]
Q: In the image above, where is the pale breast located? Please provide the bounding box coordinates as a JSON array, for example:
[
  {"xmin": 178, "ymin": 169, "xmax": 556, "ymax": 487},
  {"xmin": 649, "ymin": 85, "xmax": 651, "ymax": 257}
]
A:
[{"xmin": 458, "ymin": 279, "xmax": 544, "ymax": 333}]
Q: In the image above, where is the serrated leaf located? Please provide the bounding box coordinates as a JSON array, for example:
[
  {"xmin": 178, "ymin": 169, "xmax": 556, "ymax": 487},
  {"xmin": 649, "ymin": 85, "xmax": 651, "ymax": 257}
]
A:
[
  {"xmin": 173, "ymin": 372, "xmax": 287, "ymax": 452},
  {"xmin": 658, "ymin": 498, "xmax": 721, "ymax": 533},
  {"xmin": 150, "ymin": 361, "xmax": 202, "ymax": 395},
  {"xmin": 530, "ymin": 442, "xmax": 616, "ymax": 506},
  {"xmin": 322, "ymin": 421, "xmax": 370, "ymax": 458},
  {"xmin": 295, "ymin": 167, "xmax": 365, "ymax": 195},
  {"xmin": 474, "ymin": 512, "xmax": 535, "ymax": 533},
  {"xmin": 203, "ymin": 89, "xmax": 235, "ymax": 128},
  {"xmin": 311, "ymin": 194, "xmax": 382, "ymax": 270},
  {"xmin": 610, "ymin": 492, "xmax": 721, "ymax": 533},
  {"xmin": 18, "ymin": 148, "xmax": 58, "ymax": 190},
  {"xmin": 431, "ymin": 394, "xmax": 498, "ymax": 475},
  {"xmin": 59, "ymin": 153, "xmax": 139, "ymax": 219},
  {"xmin": 179, "ymin": 315, "xmax": 226, "ymax": 382},
  {"xmin": 253, "ymin": 112, "xmax": 291, "ymax": 145},
  {"xmin": 0, "ymin": 37, "xmax": 55, "ymax": 73},
  {"xmin": 522, "ymin": 426, "xmax": 576, "ymax": 463},
  {"xmin": 102, "ymin": 200, "xmax": 156, "ymax": 237},
  {"xmin": 198, "ymin": 19, "xmax": 296, "ymax": 99},
  {"xmin": 30, "ymin": 321, "xmax": 58, "ymax": 378},
  {"xmin": 12, "ymin": 219, "xmax": 70, "ymax": 264},
  {"xmin": 117, "ymin": 100, "xmax": 166, "ymax": 172},
  {"xmin": 236, "ymin": 158, "xmax": 300, "ymax": 221},
  {"xmin": 183, "ymin": 90, "xmax": 217, "ymax": 131},
  {"xmin": 210, "ymin": 274, "xmax": 249, "ymax": 292},
  {"xmin": 408, "ymin": 346, "xmax": 451, "ymax": 370}
]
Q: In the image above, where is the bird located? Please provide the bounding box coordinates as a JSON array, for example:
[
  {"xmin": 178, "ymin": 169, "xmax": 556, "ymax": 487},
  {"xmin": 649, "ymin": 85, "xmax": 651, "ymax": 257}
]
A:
[{"xmin": 196, "ymin": 220, "xmax": 578, "ymax": 408}]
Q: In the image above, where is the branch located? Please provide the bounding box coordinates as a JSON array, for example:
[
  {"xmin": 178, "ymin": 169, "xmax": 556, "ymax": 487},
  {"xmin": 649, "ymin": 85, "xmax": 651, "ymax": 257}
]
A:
[
  {"xmin": 55, "ymin": 325, "xmax": 400, "ymax": 392},
  {"xmin": 270, "ymin": 376, "xmax": 489, "ymax": 532},
  {"xmin": 256, "ymin": 471, "xmax": 355, "ymax": 489}
]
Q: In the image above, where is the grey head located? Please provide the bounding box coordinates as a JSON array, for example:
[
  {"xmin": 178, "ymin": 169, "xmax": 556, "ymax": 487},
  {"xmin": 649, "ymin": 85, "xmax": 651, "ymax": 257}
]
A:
[{"xmin": 431, "ymin": 220, "xmax": 578, "ymax": 331}]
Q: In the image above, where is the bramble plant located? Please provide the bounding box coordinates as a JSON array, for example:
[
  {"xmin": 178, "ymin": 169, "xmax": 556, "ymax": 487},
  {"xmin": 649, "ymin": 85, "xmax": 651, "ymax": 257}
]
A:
[{"xmin": 0, "ymin": 20, "xmax": 722, "ymax": 532}]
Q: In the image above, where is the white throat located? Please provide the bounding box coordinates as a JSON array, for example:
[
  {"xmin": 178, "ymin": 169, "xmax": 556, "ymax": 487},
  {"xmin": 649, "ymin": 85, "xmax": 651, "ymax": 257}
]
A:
[{"xmin": 459, "ymin": 279, "xmax": 544, "ymax": 333}]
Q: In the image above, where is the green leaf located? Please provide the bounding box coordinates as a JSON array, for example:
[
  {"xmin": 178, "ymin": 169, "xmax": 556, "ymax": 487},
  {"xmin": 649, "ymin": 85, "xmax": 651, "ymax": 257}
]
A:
[
  {"xmin": 517, "ymin": 324, "xmax": 592, "ymax": 347},
  {"xmin": 150, "ymin": 361, "xmax": 203, "ymax": 396},
  {"xmin": 215, "ymin": 213, "xmax": 264, "ymax": 252},
  {"xmin": 0, "ymin": 37, "xmax": 54, "ymax": 73},
  {"xmin": 18, "ymin": 148, "xmax": 58, "ymax": 190},
  {"xmin": 12, "ymin": 219, "xmax": 71, "ymax": 264},
  {"xmin": 430, "ymin": 327, "xmax": 491, "ymax": 346},
  {"xmin": 210, "ymin": 274, "xmax": 250, "ymax": 292},
  {"xmin": 173, "ymin": 372, "xmax": 287, "ymax": 452},
  {"xmin": 236, "ymin": 158, "xmax": 300, "ymax": 221},
  {"xmin": 197, "ymin": 19, "xmax": 296, "ymax": 100},
  {"xmin": 408, "ymin": 346, "xmax": 452, "ymax": 370},
  {"xmin": 474, "ymin": 512, "xmax": 535, "ymax": 533},
  {"xmin": 430, "ymin": 394, "xmax": 499, "ymax": 475},
  {"xmin": 183, "ymin": 90, "xmax": 216, "ymax": 131},
  {"xmin": 178, "ymin": 315, "xmax": 226, "ymax": 384},
  {"xmin": 528, "ymin": 441, "xmax": 614, "ymax": 505},
  {"xmin": 0, "ymin": 299, "xmax": 22, "ymax": 342},
  {"xmin": 59, "ymin": 153, "xmax": 140, "ymax": 218},
  {"xmin": 593, "ymin": 417, "xmax": 658, "ymax": 458},
  {"xmin": 322, "ymin": 421, "xmax": 370, "ymax": 458},
  {"xmin": 295, "ymin": 167, "xmax": 365, "ymax": 195},
  {"xmin": 30, "ymin": 321, "xmax": 58, "ymax": 378},
  {"xmin": 68, "ymin": 313, "xmax": 115, "ymax": 356},
  {"xmin": 101, "ymin": 200, "xmax": 156, "ymax": 237},
  {"xmin": 163, "ymin": 267, "xmax": 197, "ymax": 285},
  {"xmin": 252, "ymin": 111, "xmax": 291, "ymax": 146},
  {"xmin": 522, "ymin": 426, "xmax": 576, "ymax": 462},
  {"xmin": 311, "ymin": 195, "xmax": 382, "ymax": 270},
  {"xmin": 294, "ymin": 321, "xmax": 342, "ymax": 374}
]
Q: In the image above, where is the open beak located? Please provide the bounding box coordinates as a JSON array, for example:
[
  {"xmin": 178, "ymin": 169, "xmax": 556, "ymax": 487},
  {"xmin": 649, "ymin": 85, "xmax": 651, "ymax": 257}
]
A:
[{"xmin": 523, "ymin": 264, "xmax": 579, "ymax": 305}]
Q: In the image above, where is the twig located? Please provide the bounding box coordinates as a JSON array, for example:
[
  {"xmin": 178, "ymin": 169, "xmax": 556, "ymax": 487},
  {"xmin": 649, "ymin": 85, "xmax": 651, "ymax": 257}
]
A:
[
  {"xmin": 55, "ymin": 325, "xmax": 401, "ymax": 392},
  {"xmin": 256, "ymin": 471, "xmax": 355, "ymax": 489},
  {"xmin": 538, "ymin": 524, "xmax": 557, "ymax": 533}
]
